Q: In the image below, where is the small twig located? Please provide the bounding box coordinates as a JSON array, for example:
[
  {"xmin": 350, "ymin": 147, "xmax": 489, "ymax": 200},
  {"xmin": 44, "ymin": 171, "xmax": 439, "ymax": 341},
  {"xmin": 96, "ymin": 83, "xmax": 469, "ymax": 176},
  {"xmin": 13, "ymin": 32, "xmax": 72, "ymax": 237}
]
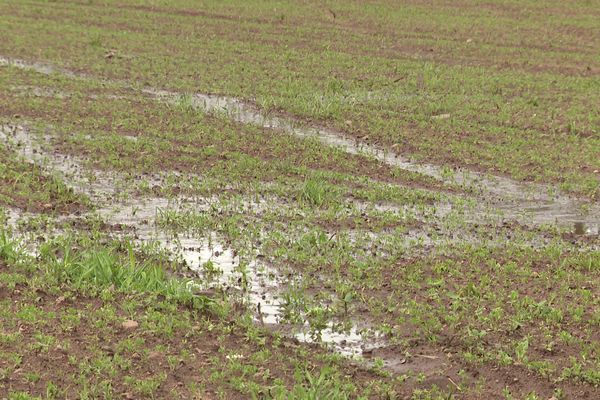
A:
[
  {"xmin": 416, "ymin": 354, "xmax": 439, "ymax": 359},
  {"xmin": 448, "ymin": 377, "xmax": 462, "ymax": 391}
]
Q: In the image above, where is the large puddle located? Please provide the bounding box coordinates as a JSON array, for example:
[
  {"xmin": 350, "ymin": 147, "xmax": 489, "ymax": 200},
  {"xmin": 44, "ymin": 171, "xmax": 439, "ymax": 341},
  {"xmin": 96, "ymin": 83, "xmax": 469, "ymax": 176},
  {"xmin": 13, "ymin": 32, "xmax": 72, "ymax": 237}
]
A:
[
  {"xmin": 1, "ymin": 55, "xmax": 598, "ymax": 235},
  {"xmin": 98, "ymin": 197, "xmax": 385, "ymax": 357}
]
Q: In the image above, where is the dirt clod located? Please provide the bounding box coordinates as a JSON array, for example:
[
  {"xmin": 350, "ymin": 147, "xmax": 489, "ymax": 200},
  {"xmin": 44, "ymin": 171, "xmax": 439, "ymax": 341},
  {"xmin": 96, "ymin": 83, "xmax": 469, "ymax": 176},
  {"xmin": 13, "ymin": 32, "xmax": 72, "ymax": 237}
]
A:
[{"xmin": 121, "ymin": 319, "xmax": 139, "ymax": 330}]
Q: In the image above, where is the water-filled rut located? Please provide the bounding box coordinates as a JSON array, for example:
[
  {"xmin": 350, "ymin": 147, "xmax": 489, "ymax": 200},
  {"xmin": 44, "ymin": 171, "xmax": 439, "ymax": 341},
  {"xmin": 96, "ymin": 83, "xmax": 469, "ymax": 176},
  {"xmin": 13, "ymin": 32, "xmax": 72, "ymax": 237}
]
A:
[
  {"xmin": 0, "ymin": 123, "xmax": 386, "ymax": 359},
  {"xmin": 1, "ymin": 54, "xmax": 599, "ymax": 373},
  {"xmin": 1, "ymin": 55, "xmax": 598, "ymax": 235}
]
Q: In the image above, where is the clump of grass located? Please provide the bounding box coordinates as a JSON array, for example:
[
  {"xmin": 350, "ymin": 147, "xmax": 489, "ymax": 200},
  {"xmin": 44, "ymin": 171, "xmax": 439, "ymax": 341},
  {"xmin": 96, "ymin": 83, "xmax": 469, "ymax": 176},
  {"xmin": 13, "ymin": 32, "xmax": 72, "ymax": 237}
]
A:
[
  {"xmin": 88, "ymin": 33, "xmax": 102, "ymax": 48},
  {"xmin": 39, "ymin": 238, "xmax": 212, "ymax": 310},
  {"xmin": 290, "ymin": 367, "xmax": 354, "ymax": 400},
  {"xmin": 175, "ymin": 93, "xmax": 195, "ymax": 111},
  {"xmin": 299, "ymin": 177, "xmax": 339, "ymax": 208}
]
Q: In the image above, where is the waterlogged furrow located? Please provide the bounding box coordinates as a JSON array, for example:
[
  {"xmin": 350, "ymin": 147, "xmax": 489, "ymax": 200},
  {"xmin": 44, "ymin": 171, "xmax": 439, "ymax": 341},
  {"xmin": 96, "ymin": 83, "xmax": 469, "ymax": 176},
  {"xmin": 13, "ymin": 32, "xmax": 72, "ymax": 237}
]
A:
[
  {"xmin": 0, "ymin": 124, "xmax": 126, "ymax": 202},
  {"xmin": 0, "ymin": 123, "xmax": 386, "ymax": 358},
  {"xmin": 9, "ymin": 84, "xmax": 128, "ymax": 101},
  {"xmin": 100, "ymin": 198, "xmax": 385, "ymax": 357},
  {"xmin": 0, "ymin": 121, "xmax": 596, "ymax": 362},
  {"xmin": 1, "ymin": 115, "xmax": 598, "ymax": 382},
  {"xmin": 0, "ymin": 56, "xmax": 78, "ymax": 77},
  {"xmin": 143, "ymin": 92, "xmax": 599, "ymax": 234},
  {"xmin": 1, "ymin": 55, "xmax": 598, "ymax": 234},
  {"xmin": 3, "ymin": 122, "xmax": 561, "ymax": 251}
]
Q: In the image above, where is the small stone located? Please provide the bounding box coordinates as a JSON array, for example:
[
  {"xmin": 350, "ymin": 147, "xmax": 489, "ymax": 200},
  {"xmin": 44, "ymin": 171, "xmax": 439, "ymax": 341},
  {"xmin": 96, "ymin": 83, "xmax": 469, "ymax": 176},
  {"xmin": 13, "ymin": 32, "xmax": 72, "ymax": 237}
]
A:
[
  {"xmin": 121, "ymin": 320, "xmax": 139, "ymax": 330},
  {"xmin": 55, "ymin": 296, "xmax": 66, "ymax": 305}
]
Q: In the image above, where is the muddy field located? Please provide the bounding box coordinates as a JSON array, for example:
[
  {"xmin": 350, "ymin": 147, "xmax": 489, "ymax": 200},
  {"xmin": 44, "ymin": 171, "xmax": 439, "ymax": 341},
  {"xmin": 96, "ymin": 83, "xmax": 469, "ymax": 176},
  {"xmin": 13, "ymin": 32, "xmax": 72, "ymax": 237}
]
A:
[{"xmin": 1, "ymin": 1, "xmax": 599, "ymax": 399}]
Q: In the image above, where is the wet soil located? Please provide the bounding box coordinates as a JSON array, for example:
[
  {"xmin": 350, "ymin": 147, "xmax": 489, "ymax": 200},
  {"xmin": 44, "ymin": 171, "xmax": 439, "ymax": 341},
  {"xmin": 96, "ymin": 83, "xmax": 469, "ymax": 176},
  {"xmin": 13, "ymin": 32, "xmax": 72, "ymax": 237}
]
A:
[
  {"xmin": 0, "ymin": 125, "xmax": 388, "ymax": 358},
  {"xmin": 2, "ymin": 119, "xmax": 598, "ymax": 367},
  {"xmin": 2, "ymin": 55, "xmax": 597, "ymax": 237},
  {"xmin": 1, "ymin": 56, "xmax": 599, "ymax": 397},
  {"xmin": 0, "ymin": 261, "xmax": 388, "ymax": 399}
]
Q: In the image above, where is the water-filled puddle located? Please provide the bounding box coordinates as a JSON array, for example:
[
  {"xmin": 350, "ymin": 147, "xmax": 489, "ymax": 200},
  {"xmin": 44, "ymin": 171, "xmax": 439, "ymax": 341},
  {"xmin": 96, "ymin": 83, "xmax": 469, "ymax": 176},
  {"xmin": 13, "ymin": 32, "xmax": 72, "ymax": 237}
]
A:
[
  {"xmin": 144, "ymin": 87, "xmax": 599, "ymax": 234},
  {"xmin": 295, "ymin": 324, "xmax": 384, "ymax": 357},
  {"xmin": 97, "ymin": 198, "xmax": 386, "ymax": 356},
  {"xmin": 0, "ymin": 124, "xmax": 123, "ymax": 201},
  {"xmin": 0, "ymin": 56, "xmax": 78, "ymax": 77},
  {"xmin": 573, "ymin": 221, "xmax": 599, "ymax": 236}
]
